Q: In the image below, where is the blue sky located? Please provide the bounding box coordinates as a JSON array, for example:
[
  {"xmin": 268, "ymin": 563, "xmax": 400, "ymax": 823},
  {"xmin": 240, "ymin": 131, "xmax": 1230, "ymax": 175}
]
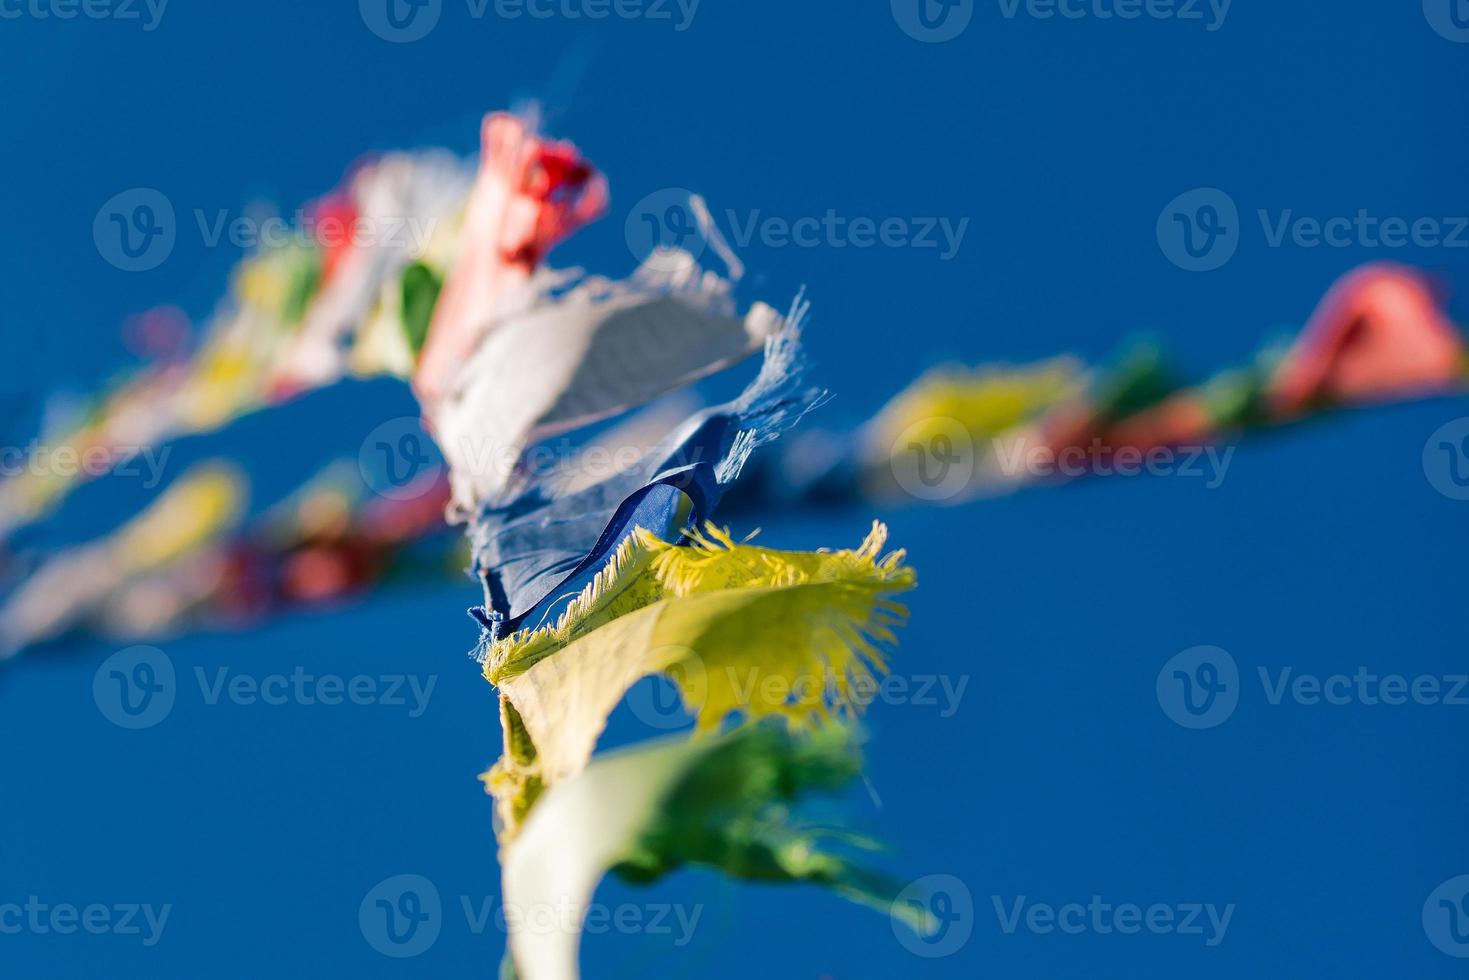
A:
[{"xmin": 2, "ymin": 2, "xmax": 1468, "ymax": 976}]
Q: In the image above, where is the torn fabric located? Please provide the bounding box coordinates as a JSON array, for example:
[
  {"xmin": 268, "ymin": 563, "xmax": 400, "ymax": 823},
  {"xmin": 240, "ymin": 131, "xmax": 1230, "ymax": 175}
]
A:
[
  {"xmin": 463, "ymin": 302, "xmax": 818, "ymax": 642},
  {"xmin": 481, "ymin": 522, "xmax": 914, "ymax": 840},
  {"xmin": 500, "ymin": 724, "xmax": 928, "ymax": 980}
]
